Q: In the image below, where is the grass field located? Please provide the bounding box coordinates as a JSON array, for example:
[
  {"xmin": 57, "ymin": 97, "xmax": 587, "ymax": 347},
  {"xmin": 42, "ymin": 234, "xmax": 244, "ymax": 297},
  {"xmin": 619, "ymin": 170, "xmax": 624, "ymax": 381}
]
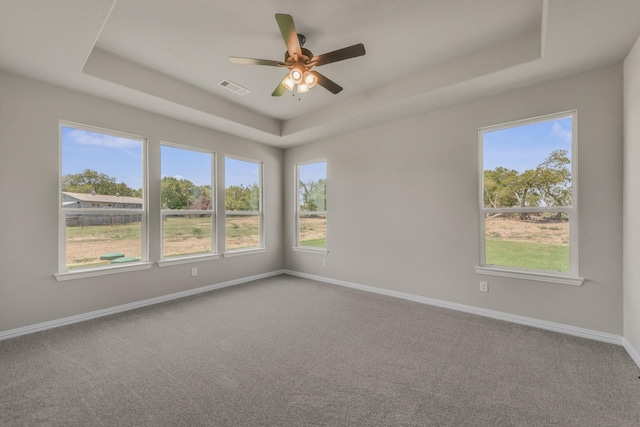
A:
[
  {"xmin": 299, "ymin": 216, "xmax": 326, "ymax": 249},
  {"xmin": 486, "ymin": 240, "xmax": 569, "ymax": 272},
  {"xmin": 65, "ymin": 215, "xmax": 262, "ymax": 268},
  {"xmin": 485, "ymin": 216, "xmax": 570, "ymax": 272},
  {"xmin": 299, "ymin": 238, "xmax": 327, "ymax": 248},
  {"xmin": 66, "ymin": 215, "xmax": 565, "ymax": 271}
]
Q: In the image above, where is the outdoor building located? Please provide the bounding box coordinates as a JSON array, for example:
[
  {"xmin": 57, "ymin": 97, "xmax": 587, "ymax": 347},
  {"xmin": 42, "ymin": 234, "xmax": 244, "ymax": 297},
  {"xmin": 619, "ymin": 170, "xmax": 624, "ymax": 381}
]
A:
[
  {"xmin": 62, "ymin": 191, "xmax": 143, "ymax": 226},
  {"xmin": 62, "ymin": 191, "xmax": 143, "ymax": 209}
]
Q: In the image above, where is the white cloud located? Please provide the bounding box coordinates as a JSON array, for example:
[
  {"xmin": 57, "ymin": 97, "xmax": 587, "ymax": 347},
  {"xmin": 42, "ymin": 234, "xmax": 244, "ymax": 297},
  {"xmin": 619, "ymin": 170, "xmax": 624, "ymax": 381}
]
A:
[
  {"xmin": 68, "ymin": 129, "xmax": 140, "ymax": 149},
  {"xmin": 552, "ymin": 121, "xmax": 571, "ymax": 144}
]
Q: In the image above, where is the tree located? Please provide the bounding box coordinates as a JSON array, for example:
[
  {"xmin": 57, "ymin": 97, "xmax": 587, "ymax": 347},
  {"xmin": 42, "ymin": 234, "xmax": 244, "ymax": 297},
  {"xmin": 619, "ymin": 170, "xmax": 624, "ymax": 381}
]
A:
[
  {"xmin": 161, "ymin": 176, "xmax": 196, "ymax": 209},
  {"xmin": 483, "ymin": 150, "xmax": 571, "ymax": 214},
  {"xmin": 536, "ymin": 149, "xmax": 571, "ymax": 207},
  {"xmin": 483, "ymin": 167, "xmax": 519, "ymax": 208},
  {"xmin": 191, "ymin": 185, "xmax": 212, "ymax": 210},
  {"xmin": 299, "ymin": 178, "xmax": 326, "ymax": 212},
  {"xmin": 62, "ymin": 169, "xmax": 140, "ymax": 197},
  {"xmin": 225, "ymin": 184, "xmax": 259, "ymax": 211}
]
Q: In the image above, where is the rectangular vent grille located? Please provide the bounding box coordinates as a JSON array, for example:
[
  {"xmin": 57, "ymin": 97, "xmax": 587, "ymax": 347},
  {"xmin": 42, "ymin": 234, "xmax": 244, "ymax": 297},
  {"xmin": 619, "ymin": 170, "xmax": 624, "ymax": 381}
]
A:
[{"xmin": 218, "ymin": 80, "xmax": 249, "ymax": 96}]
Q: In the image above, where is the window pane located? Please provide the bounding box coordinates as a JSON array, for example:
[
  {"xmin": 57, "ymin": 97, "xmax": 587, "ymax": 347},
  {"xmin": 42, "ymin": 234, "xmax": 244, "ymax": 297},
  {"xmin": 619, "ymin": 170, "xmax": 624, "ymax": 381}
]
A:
[
  {"xmin": 61, "ymin": 127, "xmax": 143, "ymax": 205},
  {"xmin": 483, "ymin": 116, "xmax": 572, "ymax": 209},
  {"xmin": 162, "ymin": 215, "xmax": 212, "ymax": 258},
  {"xmin": 161, "ymin": 145, "xmax": 212, "ymax": 210},
  {"xmin": 485, "ymin": 212, "xmax": 569, "ymax": 272},
  {"xmin": 298, "ymin": 162, "xmax": 326, "ymax": 212},
  {"xmin": 225, "ymin": 157, "xmax": 262, "ymax": 252},
  {"xmin": 299, "ymin": 214, "xmax": 326, "ymax": 248},
  {"xmin": 226, "ymin": 214, "xmax": 260, "ymax": 251},
  {"xmin": 61, "ymin": 125, "xmax": 144, "ymax": 271},
  {"xmin": 225, "ymin": 158, "xmax": 260, "ymax": 211},
  {"xmin": 65, "ymin": 214, "xmax": 142, "ymax": 269}
]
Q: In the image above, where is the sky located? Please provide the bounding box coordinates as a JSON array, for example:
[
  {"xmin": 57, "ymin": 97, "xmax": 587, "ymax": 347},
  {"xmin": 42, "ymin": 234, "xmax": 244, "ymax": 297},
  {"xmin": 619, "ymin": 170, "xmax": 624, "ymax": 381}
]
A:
[
  {"xmin": 299, "ymin": 161, "xmax": 326, "ymax": 183},
  {"xmin": 61, "ymin": 126, "xmax": 144, "ymax": 189},
  {"xmin": 161, "ymin": 145, "xmax": 212, "ymax": 186},
  {"xmin": 483, "ymin": 116, "xmax": 572, "ymax": 172},
  {"xmin": 61, "ymin": 126, "xmax": 261, "ymax": 190},
  {"xmin": 225, "ymin": 157, "xmax": 260, "ymax": 188}
]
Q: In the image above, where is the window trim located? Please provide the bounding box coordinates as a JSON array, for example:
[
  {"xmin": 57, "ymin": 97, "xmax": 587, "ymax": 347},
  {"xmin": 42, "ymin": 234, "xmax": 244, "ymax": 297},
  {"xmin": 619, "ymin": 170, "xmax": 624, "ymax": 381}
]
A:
[
  {"xmin": 224, "ymin": 155, "xmax": 265, "ymax": 255},
  {"xmin": 477, "ymin": 110, "xmax": 583, "ymax": 285},
  {"xmin": 294, "ymin": 159, "xmax": 327, "ymax": 253},
  {"xmin": 159, "ymin": 141, "xmax": 217, "ymax": 262},
  {"xmin": 57, "ymin": 121, "xmax": 149, "ymax": 280}
]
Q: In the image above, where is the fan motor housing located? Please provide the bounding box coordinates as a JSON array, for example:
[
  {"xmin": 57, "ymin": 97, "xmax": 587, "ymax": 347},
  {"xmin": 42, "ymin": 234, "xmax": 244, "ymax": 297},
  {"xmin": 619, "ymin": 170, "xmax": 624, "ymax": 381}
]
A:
[{"xmin": 285, "ymin": 48, "xmax": 314, "ymax": 66}]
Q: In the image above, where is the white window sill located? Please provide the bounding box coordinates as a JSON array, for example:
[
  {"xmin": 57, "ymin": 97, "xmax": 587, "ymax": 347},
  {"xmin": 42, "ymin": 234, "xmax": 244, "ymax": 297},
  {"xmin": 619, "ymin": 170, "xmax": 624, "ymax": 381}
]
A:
[
  {"xmin": 157, "ymin": 254, "xmax": 220, "ymax": 267},
  {"xmin": 475, "ymin": 266, "xmax": 584, "ymax": 286},
  {"xmin": 55, "ymin": 262, "xmax": 153, "ymax": 282},
  {"xmin": 292, "ymin": 246, "xmax": 329, "ymax": 255},
  {"xmin": 223, "ymin": 248, "xmax": 266, "ymax": 258}
]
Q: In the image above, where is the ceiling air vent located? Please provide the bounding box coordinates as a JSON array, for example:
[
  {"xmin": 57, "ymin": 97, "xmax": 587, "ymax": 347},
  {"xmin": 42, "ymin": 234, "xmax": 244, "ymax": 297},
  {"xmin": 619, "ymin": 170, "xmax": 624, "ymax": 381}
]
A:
[{"xmin": 218, "ymin": 80, "xmax": 249, "ymax": 96}]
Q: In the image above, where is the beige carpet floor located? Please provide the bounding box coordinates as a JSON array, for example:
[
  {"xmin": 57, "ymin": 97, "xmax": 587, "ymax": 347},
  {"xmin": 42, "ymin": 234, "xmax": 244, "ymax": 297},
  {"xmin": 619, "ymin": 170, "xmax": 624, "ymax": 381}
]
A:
[{"xmin": 1, "ymin": 274, "xmax": 640, "ymax": 426}]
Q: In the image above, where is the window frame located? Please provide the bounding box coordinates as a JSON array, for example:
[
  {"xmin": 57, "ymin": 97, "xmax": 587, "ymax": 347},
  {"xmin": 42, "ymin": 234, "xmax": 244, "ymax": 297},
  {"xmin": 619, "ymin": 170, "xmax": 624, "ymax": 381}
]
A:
[
  {"xmin": 223, "ymin": 155, "xmax": 265, "ymax": 256},
  {"xmin": 475, "ymin": 111, "xmax": 583, "ymax": 286},
  {"xmin": 157, "ymin": 141, "xmax": 218, "ymax": 267},
  {"xmin": 293, "ymin": 159, "xmax": 328, "ymax": 254},
  {"xmin": 56, "ymin": 121, "xmax": 151, "ymax": 281}
]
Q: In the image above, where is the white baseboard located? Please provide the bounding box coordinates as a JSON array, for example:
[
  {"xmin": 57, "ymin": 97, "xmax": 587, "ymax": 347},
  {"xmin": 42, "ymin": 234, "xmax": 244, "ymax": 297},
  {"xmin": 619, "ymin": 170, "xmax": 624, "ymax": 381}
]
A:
[
  {"xmin": 283, "ymin": 270, "xmax": 625, "ymax": 346},
  {"xmin": 623, "ymin": 338, "xmax": 640, "ymax": 369},
  {"xmin": 0, "ymin": 270, "xmax": 285, "ymax": 342}
]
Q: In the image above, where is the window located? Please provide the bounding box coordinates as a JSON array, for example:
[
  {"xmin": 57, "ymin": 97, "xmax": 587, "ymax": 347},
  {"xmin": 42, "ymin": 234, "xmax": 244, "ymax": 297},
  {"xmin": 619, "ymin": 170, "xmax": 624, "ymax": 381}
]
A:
[
  {"xmin": 160, "ymin": 143, "xmax": 216, "ymax": 261},
  {"xmin": 225, "ymin": 156, "xmax": 263, "ymax": 252},
  {"xmin": 477, "ymin": 111, "xmax": 581, "ymax": 284},
  {"xmin": 58, "ymin": 122, "xmax": 147, "ymax": 276},
  {"xmin": 295, "ymin": 160, "xmax": 327, "ymax": 251}
]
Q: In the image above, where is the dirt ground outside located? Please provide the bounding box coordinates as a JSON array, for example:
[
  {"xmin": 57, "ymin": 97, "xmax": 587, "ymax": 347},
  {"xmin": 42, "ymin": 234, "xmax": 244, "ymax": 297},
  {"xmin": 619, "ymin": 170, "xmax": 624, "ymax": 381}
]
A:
[
  {"xmin": 65, "ymin": 216, "xmax": 264, "ymax": 268},
  {"xmin": 67, "ymin": 216, "xmax": 556, "ymax": 268},
  {"xmin": 299, "ymin": 216, "xmax": 327, "ymax": 242},
  {"xmin": 485, "ymin": 215, "xmax": 569, "ymax": 246}
]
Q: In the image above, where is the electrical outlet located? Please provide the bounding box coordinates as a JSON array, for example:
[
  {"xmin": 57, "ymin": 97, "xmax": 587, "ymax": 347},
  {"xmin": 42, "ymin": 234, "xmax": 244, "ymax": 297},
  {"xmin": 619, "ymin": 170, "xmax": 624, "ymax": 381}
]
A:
[
  {"xmin": 191, "ymin": 267, "xmax": 198, "ymax": 277},
  {"xmin": 479, "ymin": 281, "xmax": 489, "ymax": 293},
  {"xmin": 322, "ymin": 258, "xmax": 326, "ymax": 266}
]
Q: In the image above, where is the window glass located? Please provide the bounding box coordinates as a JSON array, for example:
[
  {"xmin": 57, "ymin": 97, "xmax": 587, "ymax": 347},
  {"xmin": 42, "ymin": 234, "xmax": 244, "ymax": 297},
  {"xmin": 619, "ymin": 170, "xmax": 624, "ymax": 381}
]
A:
[
  {"xmin": 60, "ymin": 124, "xmax": 145, "ymax": 270},
  {"xmin": 296, "ymin": 161, "xmax": 327, "ymax": 249},
  {"xmin": 225, "ymin": 157, "xmax": 262, "ymax": 251},
  {"xmin": 161, "ymin": 144, "xmax": 214, "ymax": 259},
  {"xmin": 481, "ymin": 112, "xmax": 575, "ymax": 274}
]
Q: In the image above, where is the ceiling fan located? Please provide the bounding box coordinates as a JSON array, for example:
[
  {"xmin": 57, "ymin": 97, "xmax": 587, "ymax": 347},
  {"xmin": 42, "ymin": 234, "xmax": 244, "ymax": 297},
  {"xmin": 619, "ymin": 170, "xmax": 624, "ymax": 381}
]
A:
[{"xmin": 229, "ymin": 13, "xmax": 366, "ymax": 96}]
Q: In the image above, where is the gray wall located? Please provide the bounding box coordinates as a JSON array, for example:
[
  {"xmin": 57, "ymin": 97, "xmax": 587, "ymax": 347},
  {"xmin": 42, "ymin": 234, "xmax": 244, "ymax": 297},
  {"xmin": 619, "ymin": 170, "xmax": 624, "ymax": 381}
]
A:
[
  {"xmin": 285, "ymin": 64, "xmax": 624, "ymax": 334},
  {"xmin": 624, "ymin": 35, "xmax": 640, "ymax": 357},
  {"xmin": 0, "ymin": 71, "xmax": 283, "ymax": 332},
  {"xmin": 0, "ymin": 62, "xmax": 628, "ymax": 338}
]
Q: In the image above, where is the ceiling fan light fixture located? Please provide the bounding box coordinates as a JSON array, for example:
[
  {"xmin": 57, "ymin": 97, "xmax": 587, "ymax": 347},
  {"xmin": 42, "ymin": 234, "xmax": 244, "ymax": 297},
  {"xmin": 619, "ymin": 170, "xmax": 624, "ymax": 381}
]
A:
[
  {"xmin": 303, "ymin": 71, "xmax": 317, "ymax": 88},
  {"xmin": 297, "ymin": 83, "xmax": 310, "ymax": 93},
  {"xmin": 281, "ymin": 75, "xmax": 295, "ymax": 91},
  {"xmin": 290, "ymin": 64, "xmax": 305, "ymax": 84}
]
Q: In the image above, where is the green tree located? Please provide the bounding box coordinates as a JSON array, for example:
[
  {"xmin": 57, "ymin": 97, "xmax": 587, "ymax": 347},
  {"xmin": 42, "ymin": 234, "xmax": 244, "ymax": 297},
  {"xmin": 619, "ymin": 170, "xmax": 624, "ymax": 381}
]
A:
[
  {"xmin": 483, "ymin": 150, "xmax": 571, "ymax": 212},
  {"xmin": 62, "ymin": 169, "xmax": 140, "ymax": 196},
  {"xmin": 537, "ymin": 149, "xmax": 571, "ymax": 207},
  {"xmin": 483, "ymin": 167, "xmax": 519, "ymax": 208},
  {"xmin": 225, "ymin": 184, "xmax": 259, "ymax": 211},
  {"xmin": 192, "ymin": 185, "xmax": 212, "ymax": 210},
  {"xmin": 161, "ymin": 176, "xmax": 196, "ymax": 209},
  {"xmin": 299, "ymin": 178, "xmax": 326, "ymax": 212}
]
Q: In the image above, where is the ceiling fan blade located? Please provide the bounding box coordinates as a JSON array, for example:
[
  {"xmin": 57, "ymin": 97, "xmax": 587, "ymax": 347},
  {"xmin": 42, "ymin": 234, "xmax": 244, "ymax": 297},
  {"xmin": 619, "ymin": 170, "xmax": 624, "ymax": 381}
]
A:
[
  {"xmin": 275, "ymin": 13, "xmax": 302, "ymax": 59},
  {"xmin": 310, "ymin": 43, "xmax": 366, "ymax": 67},
  {"xmin": 229, "ymin": 57, "xmax": 285, "ymax": 67},
  {"xmin": 272, "ymin": 81, "xmax": 287, "ymax": 97},
  {"xmin": 310, "ymin": 71, "xmax": 343, "ymax": 94}
]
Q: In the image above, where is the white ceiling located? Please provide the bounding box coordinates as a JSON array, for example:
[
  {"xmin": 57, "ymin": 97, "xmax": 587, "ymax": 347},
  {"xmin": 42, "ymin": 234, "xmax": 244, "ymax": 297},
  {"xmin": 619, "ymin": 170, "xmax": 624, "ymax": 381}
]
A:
[{"xmin": 1, "ymin": 0, "xmax": 639, "ymax": 147}]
